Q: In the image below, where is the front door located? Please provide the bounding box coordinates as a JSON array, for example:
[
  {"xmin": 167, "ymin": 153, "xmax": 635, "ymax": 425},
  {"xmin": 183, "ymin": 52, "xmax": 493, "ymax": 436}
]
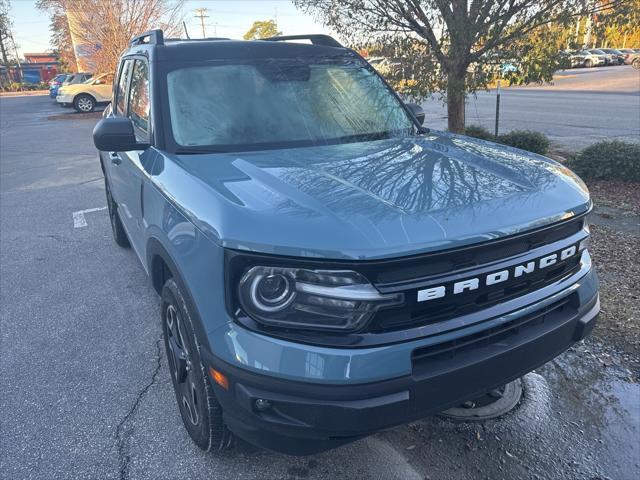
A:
[{"xmin": 114, "ymin": 59, "xmax": 152, "ymax": 258}]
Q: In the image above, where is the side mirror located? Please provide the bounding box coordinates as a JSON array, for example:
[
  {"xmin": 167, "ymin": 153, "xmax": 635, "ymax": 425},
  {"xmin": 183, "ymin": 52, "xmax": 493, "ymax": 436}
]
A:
[
  {"xmin": 93, "ymin": 117, "xmax": 149, "ymax": 151},
  {"xmin": 405, "ymin": 102, "xmax": 425, "ymax": 126}
]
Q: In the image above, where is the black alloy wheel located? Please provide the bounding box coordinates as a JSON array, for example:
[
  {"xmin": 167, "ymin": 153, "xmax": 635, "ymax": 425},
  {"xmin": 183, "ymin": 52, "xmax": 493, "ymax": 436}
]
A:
[{"xmin": 161, "ymin": 279, "xmax": 232, "ymax": 452}]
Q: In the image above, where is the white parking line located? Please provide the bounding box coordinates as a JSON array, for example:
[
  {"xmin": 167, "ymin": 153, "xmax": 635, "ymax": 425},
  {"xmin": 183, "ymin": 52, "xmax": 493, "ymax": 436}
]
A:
[{"xmin": 73, "ymin": 207, "xmax": 107, "ymax": 228}]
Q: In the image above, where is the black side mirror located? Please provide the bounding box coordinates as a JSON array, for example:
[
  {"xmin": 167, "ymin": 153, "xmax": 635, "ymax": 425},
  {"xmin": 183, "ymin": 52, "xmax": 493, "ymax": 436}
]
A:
[
  {"xmin": 405, "ymin": 102, "xmax": 425, "ymax": 126},
  {"xmin": 93, "ymin": 117, "xmax": 149, "ymax": 151}
]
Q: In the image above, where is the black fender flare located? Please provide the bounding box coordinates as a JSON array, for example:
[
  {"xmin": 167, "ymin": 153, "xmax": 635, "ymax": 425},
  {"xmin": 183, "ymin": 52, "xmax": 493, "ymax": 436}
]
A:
[{"xmin": 146, "ymin": 236, "xmax": 212, "ymax": 353}]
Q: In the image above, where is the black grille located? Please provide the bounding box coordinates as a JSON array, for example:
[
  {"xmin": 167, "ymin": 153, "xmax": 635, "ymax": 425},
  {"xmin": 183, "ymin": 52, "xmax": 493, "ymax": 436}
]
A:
[
  {"xmin": 369, "ymin": 243, "xmax": 582, "ymax": 333},
  {"xmin": 372, "ymin": 218, "xmax": 583, "ymax": 287}
]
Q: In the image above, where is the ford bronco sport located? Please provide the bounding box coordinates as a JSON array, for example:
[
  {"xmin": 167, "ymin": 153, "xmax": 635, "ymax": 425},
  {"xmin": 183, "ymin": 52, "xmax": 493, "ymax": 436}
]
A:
[{"xmin": 93, "ymin": 30, "xmax": 599, "ymax": 455}]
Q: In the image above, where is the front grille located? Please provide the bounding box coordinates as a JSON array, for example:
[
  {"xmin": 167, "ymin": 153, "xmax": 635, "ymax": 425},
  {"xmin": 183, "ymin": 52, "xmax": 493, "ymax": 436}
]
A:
[
  {"xmin": 371, "ymin": 218, "xmax": 583, "ymax": 286},
  {"xmin": 367, "ymin": 217, "xmax": 586, "ymax": 333}
]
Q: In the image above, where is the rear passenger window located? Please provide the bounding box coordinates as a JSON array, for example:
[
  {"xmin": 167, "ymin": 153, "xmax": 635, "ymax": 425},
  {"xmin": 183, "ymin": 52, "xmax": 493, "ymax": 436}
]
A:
[
  {"xmin": 115, "ymin": 59, "xmax": 133, "ymax": 115},
  {"xmin": 128, "ymin": 60, "xmax": 150, "ymax": 138}
]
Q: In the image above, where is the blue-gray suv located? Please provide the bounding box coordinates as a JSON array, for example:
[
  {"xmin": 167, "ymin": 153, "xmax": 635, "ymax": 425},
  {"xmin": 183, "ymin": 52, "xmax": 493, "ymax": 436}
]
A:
[{"xmin": 93, "ymin": 30, "xmax": 599, "ymax": 455}]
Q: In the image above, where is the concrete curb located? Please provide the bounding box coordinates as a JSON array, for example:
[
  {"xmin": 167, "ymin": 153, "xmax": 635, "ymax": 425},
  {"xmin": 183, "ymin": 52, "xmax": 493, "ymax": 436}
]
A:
[{"xmin": 0, "ymin": 90, "xmax": 49, "ymax": 97}]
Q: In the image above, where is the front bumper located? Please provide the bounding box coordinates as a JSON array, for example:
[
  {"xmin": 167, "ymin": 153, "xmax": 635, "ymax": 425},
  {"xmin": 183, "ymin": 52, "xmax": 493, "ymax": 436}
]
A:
[
  {"xmin": 56, "ymin": 94, "xmax": 73, "ymax": 106},
  {"xmin": 205, "ymin": 267, "xmax": 599, "ymax": 455}
]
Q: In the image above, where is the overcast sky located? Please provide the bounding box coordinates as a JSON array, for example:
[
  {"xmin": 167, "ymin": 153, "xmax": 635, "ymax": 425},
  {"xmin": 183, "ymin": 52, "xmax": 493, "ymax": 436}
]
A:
[{"xmin": 9, "ymin": 0, "xmax": 335, "ymax": 57}]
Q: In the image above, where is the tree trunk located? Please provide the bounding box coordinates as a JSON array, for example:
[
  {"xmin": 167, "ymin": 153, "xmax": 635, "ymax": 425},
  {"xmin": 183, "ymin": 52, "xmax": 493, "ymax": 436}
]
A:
[
  {"xmin": 0, "ymin": 37, "xmax": 8, "ymax": 64},
  {"xmin": 446, "ymin": 68, "xmax": 466, "ymax": 133}
]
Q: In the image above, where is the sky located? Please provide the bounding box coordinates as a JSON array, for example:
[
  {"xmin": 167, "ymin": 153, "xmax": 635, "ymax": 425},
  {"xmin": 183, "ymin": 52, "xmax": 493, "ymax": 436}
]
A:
[{"xmin": 8, "ymin": 0, "xmax": 335, "ymax": 57}]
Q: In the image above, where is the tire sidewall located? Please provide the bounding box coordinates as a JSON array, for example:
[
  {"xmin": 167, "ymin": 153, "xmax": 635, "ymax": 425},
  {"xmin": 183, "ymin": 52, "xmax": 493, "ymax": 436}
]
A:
[
  {"xmin": 161, "ymin": 278, "xmax": 225, "ymax": 451},
  {"xmin": 74, "ymin": 94, "xmax": 95, "ymax": 112}
]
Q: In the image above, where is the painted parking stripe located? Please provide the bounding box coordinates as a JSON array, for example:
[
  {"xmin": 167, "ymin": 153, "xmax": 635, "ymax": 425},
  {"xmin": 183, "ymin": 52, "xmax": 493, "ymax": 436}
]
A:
[{"xmin": 73, "ymin": 207, "xmax": 107, "ymax": 228}]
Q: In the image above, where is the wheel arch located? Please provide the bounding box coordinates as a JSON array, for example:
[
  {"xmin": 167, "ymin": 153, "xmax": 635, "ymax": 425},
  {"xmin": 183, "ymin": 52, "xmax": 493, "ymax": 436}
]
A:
[
  {"xmin": 147, "ymin": 236, "xmax": 212, "ymax": 352},
  {"xmin": 74, "ymin": 92, "xmax": 97, "ymax": 105}
]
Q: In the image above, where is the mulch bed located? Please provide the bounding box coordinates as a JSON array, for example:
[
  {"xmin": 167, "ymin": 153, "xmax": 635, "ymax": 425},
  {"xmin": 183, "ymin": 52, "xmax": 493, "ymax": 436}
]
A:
[
  {"xmin": 586, "ymin": 179, "xmax": 640, "ymax": 374},
  {"xmin": 587, "ymin": 180, "xmax": 640, "ymax": 215}
]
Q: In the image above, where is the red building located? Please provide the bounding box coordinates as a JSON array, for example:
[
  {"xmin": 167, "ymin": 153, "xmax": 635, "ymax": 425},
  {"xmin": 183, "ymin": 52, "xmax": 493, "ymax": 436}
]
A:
[{"xmin": 20, "ymin": 52, "xmax": 60, "ymax": 83}]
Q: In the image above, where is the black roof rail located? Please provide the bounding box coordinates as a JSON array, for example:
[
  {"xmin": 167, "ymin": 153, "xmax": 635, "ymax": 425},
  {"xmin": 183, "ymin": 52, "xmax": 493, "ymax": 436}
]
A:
[
  {"xmin": 260, "ymin": 34, "xmax": 343, "ymax": 48},
  {"xmin": 165, "ymin": 37, "xmax": 230, "ymax": 42},
  {"xmin": 130, "ymin": 29, "xmax": 164, "ymax": 46}
]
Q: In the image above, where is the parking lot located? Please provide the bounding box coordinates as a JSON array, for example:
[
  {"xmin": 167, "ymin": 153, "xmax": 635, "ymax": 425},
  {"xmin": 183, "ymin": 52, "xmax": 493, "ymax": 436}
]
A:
[
  {"xmin": 0, "ymin": 90, "xmax": 638, "ymax": 479},
  {"xmin": 423, "ymin": 65, "xmax": 640, "ymax": 151}
]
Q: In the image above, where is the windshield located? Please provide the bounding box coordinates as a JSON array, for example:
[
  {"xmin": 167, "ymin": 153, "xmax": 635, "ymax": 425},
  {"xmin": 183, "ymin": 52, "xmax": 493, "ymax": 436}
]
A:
[{"xmin": 166, "ymin": 58, "xmax": 414, "ymax": 151}]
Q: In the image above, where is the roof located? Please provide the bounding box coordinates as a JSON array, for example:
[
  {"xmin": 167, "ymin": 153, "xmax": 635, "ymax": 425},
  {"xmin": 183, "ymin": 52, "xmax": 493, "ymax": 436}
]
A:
[
  {"xmin": 156, "ymin": 39, "xmax": 350, "ymax": 63},
  {"xmin": 125, "ymin": 30, "xmax": 349, "ymax": 63}
]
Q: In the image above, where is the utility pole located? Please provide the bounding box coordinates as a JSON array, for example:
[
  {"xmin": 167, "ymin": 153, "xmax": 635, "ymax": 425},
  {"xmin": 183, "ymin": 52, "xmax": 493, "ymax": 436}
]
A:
[
  {"xmin": 8, "ymin": 30, "xmax": 21, "ymax": 81},
  {"xmin": 194, "ymin": 8, "xmax": 209, "ymax": 38}
]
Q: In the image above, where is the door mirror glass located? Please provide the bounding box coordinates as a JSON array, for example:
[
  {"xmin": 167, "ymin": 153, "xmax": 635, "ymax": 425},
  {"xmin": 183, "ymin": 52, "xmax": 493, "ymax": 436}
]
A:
[
  {"xmin": 405, "ymin": 102, "xmax": 425, "ymax": 126},
  {"xmin": 93, "ymin": 117, "xmax": 149, "ymax": 151}
]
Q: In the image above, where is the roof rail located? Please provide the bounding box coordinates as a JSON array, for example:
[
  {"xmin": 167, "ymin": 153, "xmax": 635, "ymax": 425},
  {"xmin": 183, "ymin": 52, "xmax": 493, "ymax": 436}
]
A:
[
  {"xmin": 260, "ymin": 34, "xmax": 343, "ymax": 48},
  {"xmin": 130, "ymin": 29, "xmax": 164, "ymax": 46}
]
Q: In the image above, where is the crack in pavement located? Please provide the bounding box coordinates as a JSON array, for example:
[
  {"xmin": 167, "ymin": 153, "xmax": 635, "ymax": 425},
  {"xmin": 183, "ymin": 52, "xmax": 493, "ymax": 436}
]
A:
[{"xmin": 114, "ymin": 336, "xmax": 163, "ymax": 480}]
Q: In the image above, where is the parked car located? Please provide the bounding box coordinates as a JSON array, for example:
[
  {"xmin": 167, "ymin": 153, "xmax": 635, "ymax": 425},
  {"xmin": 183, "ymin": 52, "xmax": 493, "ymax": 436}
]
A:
[
  {"xmin": 597, "ymin": 48, "xmax": 625, "ymax": 65},
  {"xmin": 567, "ymin": 50, "xmax": 605, "ymax": 68},
  {"xmin": 56, "ymin": 73, "xmax": 113, "ymax": 112},
  {"xmin": 93, "ymin": 30, "xmax": 599, "ymax": 456},
  {"xmin": 586, "ymin": 49, "xmax": 616, "ymax": 66},
  {"xmin": 48, "ymin": 74, "xmax": 69, "ymax": 98},
  {"xmin": 618, "ymin": 49, "xmax": 640, "ymax": 68},
  {"xmin": 48, "ymin": 72, "xmax": 93, "ymax": 98}
]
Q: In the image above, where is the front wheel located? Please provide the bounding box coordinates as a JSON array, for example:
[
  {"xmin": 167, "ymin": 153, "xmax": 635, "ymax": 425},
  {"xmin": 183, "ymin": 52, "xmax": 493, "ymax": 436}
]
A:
[
  {"xmin": 633, "ymin": 58, "xmax": 640, "ymax": 70},
  {"xmin": 74, "ymin": 94, "xmax": 95, "ymax": 113},
  {"xmin": 161, "ymin": 279, "xmax": 233, "ymax": 452},
  {"xmin": 584, "ymin": 59, "xmax": 593, "ymax": 68}
]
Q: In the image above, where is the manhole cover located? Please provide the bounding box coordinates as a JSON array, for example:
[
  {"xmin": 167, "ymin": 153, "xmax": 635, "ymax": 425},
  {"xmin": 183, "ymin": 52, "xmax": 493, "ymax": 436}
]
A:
[{"xmin": 439, "ymin": 378, "xmax": 523, "ymax": 421}]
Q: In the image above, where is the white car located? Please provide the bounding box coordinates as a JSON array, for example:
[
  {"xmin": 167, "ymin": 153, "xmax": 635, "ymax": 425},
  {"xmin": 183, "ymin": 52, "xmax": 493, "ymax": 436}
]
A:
[{"xmin": 56, "ymin": 73, "xmax": 114, "ymax": 112}]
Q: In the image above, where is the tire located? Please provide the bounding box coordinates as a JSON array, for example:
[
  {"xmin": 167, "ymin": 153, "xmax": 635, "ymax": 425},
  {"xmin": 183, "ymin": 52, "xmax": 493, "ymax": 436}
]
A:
[
  {"xmin": 104, "ymin": 177, "xmax": 130, "ymax": 248},
  {"xmin": 161, "ymin": 278, "xmax": 232, "ymax": 452},
  {"xmin": 584, "ymin": 59, "xmax": 593, "ymax": 68},
  {"xmin": 73, "ymin": 93, "xmax": 96, "ymax": 113},
  {"xmin": 633, "ymin": 58, "xmax": 640, "ymax": 70}
]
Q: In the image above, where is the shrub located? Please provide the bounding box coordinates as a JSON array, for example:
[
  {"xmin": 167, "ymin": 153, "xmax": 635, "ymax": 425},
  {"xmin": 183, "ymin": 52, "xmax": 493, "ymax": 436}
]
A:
[
  {"xmin": 464, "ymin": 124, "xmax": 494, "ymax": 141},
  {"xmin": 497, "ymin": 130, "xmax": 550, "ymax": 155},
  {"xmin": 567, "ymin": 141, "xmax": 640, "ymax": 182}
]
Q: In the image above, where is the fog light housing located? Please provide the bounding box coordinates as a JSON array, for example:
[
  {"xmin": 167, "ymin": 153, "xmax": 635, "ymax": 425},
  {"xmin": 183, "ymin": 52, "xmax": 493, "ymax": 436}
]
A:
[{"xmin": 254, "ymin": 398, "xmax": 272, "ymax": 411}]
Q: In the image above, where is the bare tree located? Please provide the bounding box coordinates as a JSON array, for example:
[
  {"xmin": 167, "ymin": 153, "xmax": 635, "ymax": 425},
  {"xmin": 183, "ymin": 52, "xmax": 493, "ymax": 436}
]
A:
[
  {"xmin": 38, "ymin": 0, "xmax": 184, "ymax": 74},
  {"xmin": 0, "ymin": 0, "xmax": 13, "ymax": 65},
  {"xmin": 293, "ymin": 0, "xmax": 626, "ymax": 133}
]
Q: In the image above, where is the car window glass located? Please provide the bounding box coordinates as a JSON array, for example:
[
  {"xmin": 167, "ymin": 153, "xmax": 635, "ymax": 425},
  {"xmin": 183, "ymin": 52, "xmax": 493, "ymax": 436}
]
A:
[
  {"xmin": 115, "ymin": 60, "xmax": 133, "ymax": 115},
  {"xmin": 128, "ymin": 59, "xmax": 150, "ymax": 138}
]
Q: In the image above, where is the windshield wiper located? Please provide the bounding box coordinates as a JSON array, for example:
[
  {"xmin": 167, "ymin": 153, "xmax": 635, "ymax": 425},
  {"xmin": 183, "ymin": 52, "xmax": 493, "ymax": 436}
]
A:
[{"xmin": 174, "ymin": 147, "xmax": 230, "ymax": 155}]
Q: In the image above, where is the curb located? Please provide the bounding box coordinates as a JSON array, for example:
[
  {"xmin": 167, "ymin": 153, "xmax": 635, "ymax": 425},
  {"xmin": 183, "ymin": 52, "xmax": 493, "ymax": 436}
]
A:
[{"xmin": 0, "ymin": 91, "xmax": 49, "ymax": 97}]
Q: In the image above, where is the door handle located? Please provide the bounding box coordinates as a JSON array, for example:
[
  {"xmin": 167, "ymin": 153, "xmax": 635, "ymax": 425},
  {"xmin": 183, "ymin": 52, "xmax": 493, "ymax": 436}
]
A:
[{"xmin": 109, "ymin": 152, "xmax": 121, "ymax": 165}]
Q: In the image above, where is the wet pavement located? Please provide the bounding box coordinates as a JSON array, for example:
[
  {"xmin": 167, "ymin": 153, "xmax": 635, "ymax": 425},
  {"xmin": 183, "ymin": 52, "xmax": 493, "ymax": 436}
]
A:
[{"xmin": 1, "ymin": 95, "xmax": 638, "ymax": 480}]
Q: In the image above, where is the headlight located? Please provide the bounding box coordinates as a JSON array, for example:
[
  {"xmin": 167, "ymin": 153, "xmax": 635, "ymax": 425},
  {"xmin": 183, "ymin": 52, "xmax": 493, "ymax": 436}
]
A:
[{"xmin": 238, "ymin": 266, "xmax": 403, "ymax": 332}]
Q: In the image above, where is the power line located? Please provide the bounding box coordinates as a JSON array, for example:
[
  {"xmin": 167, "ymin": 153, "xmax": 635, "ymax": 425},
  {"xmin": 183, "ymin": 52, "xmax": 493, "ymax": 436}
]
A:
[{"xmin": 194, "ymin": 8, "xmax": 210, "ymax": 38}]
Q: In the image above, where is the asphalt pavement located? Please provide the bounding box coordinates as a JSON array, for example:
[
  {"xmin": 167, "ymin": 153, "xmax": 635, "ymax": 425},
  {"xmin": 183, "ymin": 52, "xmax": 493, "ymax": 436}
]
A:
[
  {"xmin": 422, "ymin": 65, "xmax": 640, "ymax": 151},
  {"xmin": 1, "ymin": 91, "xmax": 638, "ymax": 480}
]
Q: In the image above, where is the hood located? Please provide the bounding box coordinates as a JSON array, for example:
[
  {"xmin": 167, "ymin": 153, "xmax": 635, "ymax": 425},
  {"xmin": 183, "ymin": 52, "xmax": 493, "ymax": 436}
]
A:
[{"xmin": 157, "ymin": 131, "xmax": 590, "ymax": 260}]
